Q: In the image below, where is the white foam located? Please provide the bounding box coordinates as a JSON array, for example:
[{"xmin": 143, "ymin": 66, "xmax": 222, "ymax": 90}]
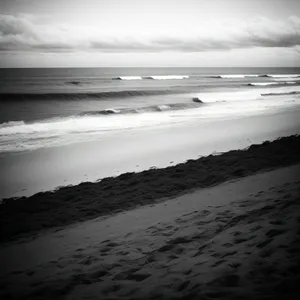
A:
[
  {"xmin": 267, "ymin": 74, "xmax": 300, "ymax": 78},
  {"xmin": 157, "ymin": 105, "xmax": 170, "ymax": 111},
  {"xmin": 103, "ymin": 108, "xmax": 120, "ymax": 114},
  {"xmin": 193, "ymin": 90, "xmax": 262, "ymax": 103},
  {"xmin": 220, "ymin": 74, "xmax": 259, "ymax": 79},
  {"xmin": 193, "ymin": 85, "xmax": 300, "ymax": 103},
  {"xmin": 117, "ymin": 76, "xmax": 143, "ymax": 80},
  {"xmin": 0, "ymin": 112, "xmax": 179, "ymax": 151},
  {"xmin": 144, "ymin": 75, "xmax": 189, "ymax": 80},
  {"xmin": 249, "ymin": 82, "xmax": 281, "ymax": 86}
]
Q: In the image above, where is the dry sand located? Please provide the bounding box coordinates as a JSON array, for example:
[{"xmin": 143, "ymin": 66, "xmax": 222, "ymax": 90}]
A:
[{"xmin": 1, "ymin": 162, "xmax": 300, "ymax": 299}]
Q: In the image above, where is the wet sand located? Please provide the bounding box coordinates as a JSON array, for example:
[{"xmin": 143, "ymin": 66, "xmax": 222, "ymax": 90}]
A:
[
  {"xmin": 1, "ymin": 108, "xmax": 300, "ymax": 199},
  {"xmin": 1, "ymin": 161, "xmax": 300, "ymax": 299}
]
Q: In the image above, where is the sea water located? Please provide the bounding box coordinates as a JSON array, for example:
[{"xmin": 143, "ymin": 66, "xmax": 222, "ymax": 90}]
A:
[{"xmin": 1, "ymin": 67, "xmax": 300, "ymax": 153}]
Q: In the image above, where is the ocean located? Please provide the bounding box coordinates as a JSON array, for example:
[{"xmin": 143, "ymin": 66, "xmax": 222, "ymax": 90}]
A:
[
  {"xmin": 1, "ymin": 67, "xmax": 300, "ymax": 154},
  {"xmin": 1, "ymin": 67, "xmax": 300, "ymax": 199}
]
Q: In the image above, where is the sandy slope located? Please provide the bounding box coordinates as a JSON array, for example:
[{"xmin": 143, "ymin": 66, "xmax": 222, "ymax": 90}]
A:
[{"xmin": 1, "ymin": 164, "xmax": 299, "ymax": 299}]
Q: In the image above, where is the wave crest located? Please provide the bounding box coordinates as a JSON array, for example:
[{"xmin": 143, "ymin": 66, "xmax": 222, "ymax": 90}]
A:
[
  {"xmin": 211, "ymin": 74, "xmax": 266, "ymax": 79},
  {"xmin": 143, "ymin": 75, "xmax": 189, "ymax": 80},
  {"xmin": 209, "ymin": 74, "xmax": 300, "ymax": 79},
  {"xmin": 113, "ymin": 76, "xmax": 143, "ymax": 80},
  {"xmin": 113, "ymin": 75, "xmax": 189, "ymax": 80},
  {"xmin": 0, "ymin": 121, "xmax": 25, "ymax": 129},
  {"xmin": 248, "ymin": 82, "xmax": 297, "ymax": 86}
]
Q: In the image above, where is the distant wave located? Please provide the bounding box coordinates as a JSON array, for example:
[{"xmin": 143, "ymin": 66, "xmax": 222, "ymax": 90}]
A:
[
  {"xmin": 208, "ymin": 74, "xmax": 267, "ymax": 79},
  {"xmin": 208, "ymin": 74, "xmax": 300, "ymax": 79},
  {"xmin": 261, "ymin": 91, "xmax": 300, "ymax": 96},
  {"xmin": 114, "ymin": 74, "xmax": 300, "ymax": 80},
  {"xmin": 247, "ymin": 82, "xmax": 297, "ymax": 86},
  {"xmin": 115, "ymin": 74, "xmax": 271, "ymax": 79},
  {"xmin": 113, "ymin": 75, "xmax": 189, "ymax": 80},
  {"xmin": 142, "ymin": 75, "xmax": 189, "ymax": 80},
  {"xmin": 113, "ymin": 76, "xmax": 143, "ymax": 80},
  {"xmin": 0, "ymin": 89, "xmax": 185, "ymax": 101},
  {"xmin": 267, "ymin": 74, "xmax": 300, "ymax": 78},
  {"xmin": 248, "ymin": 82, "xmax": 279, "ymax": 86}
]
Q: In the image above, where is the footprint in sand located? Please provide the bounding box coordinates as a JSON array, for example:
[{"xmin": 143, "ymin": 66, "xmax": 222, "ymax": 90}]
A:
[
  {"xmin": 260, "ymin": 248, "xmax": 274, "ymax": 258},
  {"xmin": 266, "ymin": 228, "xmax": 286, "ymax": 238},
  {"xmin": 234, "ymin": 237, "xmax": 248, "ymax": 244},
  {"xmin": 232, "ymin": 231, "xmax": 242, "ymax": 236},
  {"xmin": 256, "ymin": 238, "xmax": 273, "ymax": 249},
  {"xmin": 89, "ymin": 268, "xmax": 110, "ymax": 280},
  {"xmin": 250, "ymin": 225, "xmax": 263, "ymax": 232},
  {"xmin": 182, "ymin": 210, "xmax": 199, "ymax": 217},
  {"xmin": 79, "ymin": 256, "xmax": 99, "ymax": 266},
  {"xmin": 212, "ymin": 259, "xmax": 226, "ymax": 267}
]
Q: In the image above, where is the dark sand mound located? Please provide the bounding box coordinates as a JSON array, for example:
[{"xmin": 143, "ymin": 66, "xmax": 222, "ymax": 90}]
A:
[{"xmin": 1, "ymin": 135, "xmax": 300, "ymax": 243}]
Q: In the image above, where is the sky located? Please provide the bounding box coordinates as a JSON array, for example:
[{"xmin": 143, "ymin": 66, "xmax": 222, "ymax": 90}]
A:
[{"xmin": 0, "ymin": 0, "xmax": 300, "ymax": 67}]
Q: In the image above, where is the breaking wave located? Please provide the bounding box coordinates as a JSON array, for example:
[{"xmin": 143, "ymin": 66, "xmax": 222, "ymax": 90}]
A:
[
  {"xmin": 80, "ymin": 102, "xmax": 203, "ymax": 117},
  {"xmin": 209, "ymin": 74, "xmax": 265, "ymax": 79},
  {"xmin": 0, "ymin": 101, "xmax": 204, "ymax": 131},
  {"xmin": 267, "ymin": 74, "xmax": 300, "ymax": 78},
  {"xmin": 209, "ymin": 74, "xmax": 300, "ymax": 79},
  {"xmin": 113, "ymin": 75, "xmax": 189, "ymax": 80},
  {"xmin": 0, "ymin": 102, "xmax": 204, "ymax": 147},
  {"xmin": 1, "ymin": 86, "xmax": 299, "ymax": 153},
  {"xmin": 248, "ymin": 82, "xmax": 297, "ymax": 86},
  {"xmin": 142, "ymin": 75, "xmax": 189, "ymax": 80},
  {"xmin": 112, "ymin": 74, "xmax": 300, "ymax": 80}
]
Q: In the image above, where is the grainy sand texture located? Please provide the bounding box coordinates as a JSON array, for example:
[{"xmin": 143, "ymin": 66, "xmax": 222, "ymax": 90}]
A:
[{"xmin": 0, "ymin": 136, "xmax": 300, "ymax": 299}]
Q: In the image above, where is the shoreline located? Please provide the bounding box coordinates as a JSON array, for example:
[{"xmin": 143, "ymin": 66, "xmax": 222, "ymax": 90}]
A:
[
  {"xmin": 1, "ymin": 134, "xmax": 300, "ymax": 243},
  {"xmin": 1, "ymin": 108, "xmax": 300, "ymax": 199}
]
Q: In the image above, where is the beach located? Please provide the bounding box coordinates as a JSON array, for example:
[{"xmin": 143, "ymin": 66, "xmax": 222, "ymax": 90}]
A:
[
  {"xmin": 1, "ymin": 135, "xmax": 300, "ymax": 299},
  {"xmin": 1, "ymin": 68, "xmax": 300, "ymax": 299},
  {"xmin": 1, "ymin": 0, "xmax": 300, "ymax": 297}
]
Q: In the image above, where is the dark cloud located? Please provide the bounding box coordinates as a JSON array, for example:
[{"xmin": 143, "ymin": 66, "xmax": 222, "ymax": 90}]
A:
[{"xmin": 0, "ymin": 14, "xmax": 300, "ymax": 53}]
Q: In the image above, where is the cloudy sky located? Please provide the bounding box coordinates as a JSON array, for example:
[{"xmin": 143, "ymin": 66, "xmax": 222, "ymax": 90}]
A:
[{"xmin": 0, "ymin": 0, "xmax": 300, "ymax": 67}]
